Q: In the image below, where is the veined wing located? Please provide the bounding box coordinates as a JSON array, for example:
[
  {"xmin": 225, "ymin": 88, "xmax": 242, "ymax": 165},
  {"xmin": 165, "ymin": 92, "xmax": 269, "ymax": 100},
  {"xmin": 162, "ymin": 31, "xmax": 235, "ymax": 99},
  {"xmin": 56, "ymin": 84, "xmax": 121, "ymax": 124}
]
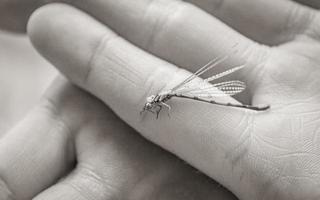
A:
[
  {"xmin": 204, "ymin": 64, "xmax": 244, "ymax": 82},
  {"xmin": 174, "ymin": 80, "xmax": 245, "ymax": 94},
  {"xmin": 174, "ymin": 81, "xmax": 246, "ymax": 98},
  {"xmin": 213, "ymin": 80, "xmax": 245, "ymax": 89},
  {"xmin": 171, "ymin": 61, "xmax": 245, "ymax": 93},
  {"xmin": 170, "ymin": 55, "xmax": 229, "ymax": 92}
]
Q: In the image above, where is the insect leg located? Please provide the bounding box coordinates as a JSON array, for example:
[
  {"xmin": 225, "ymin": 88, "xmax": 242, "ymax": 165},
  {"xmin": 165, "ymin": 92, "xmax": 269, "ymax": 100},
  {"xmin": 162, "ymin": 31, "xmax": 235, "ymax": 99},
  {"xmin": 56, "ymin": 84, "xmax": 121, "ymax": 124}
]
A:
[
  {"xmin": 140, "ymin": 105, "xmax": 155, "ymax": 115},
  {"xmin": 156, "ymin": 105, "xmax": 163, "ymax": 119},
  {"xmin": 140, "ymin": 106, "xmax": 146, "ymax": 115},
  {"xmin": 161, "ymin": 102, "xmax": 171, "ymax": 110},
  {"xmin": 160, "ymin": 102, "xmax": 171, "ymax": 118}
]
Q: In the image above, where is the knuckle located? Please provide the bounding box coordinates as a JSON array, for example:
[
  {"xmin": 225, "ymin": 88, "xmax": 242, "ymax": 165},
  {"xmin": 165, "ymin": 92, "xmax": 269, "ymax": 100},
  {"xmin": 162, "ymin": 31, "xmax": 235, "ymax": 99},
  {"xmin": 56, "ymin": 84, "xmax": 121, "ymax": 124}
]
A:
[
  {"xmin": 141, "ymin": 0, "xmax": 192, "ymax": 50},
  {"xmin": 303, "ymin": 12, "xmax": 320, "ymax": 41},
  {"xmin": 36, "ymin": 97, "xmax": 74, "ymax": 139},
  {"xmin": 284, "ymin": 3, "xmax": 317, "ymax": 41},
  {"xmin": 38, "ymin": 97, "xmax": 60, "ymax": 117},
  {"xmin": 84, "ymin": 32, "xmax": 121, "ymax": 86},
  {"xmin": 37, "ymin": 97, "xmax": 64, "ymax": 125}
]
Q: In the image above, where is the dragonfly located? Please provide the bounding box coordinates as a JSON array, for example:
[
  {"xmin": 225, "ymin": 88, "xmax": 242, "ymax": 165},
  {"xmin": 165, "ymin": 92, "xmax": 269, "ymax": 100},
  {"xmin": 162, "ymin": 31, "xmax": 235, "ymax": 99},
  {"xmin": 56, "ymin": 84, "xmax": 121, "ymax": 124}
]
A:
[{"xmin": 141, "ymin": 55, "xmax": 270, "ymax": 118}]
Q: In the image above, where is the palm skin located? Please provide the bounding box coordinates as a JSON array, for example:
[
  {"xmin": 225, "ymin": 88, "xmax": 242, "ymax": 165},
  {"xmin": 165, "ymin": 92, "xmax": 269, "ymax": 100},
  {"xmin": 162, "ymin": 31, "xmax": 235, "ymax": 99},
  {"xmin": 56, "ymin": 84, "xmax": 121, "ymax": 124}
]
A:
[
  {"xmin": 0, "ymin": 77, "xmax": 237, "ymax": 200},
  {"xmin": 0, "ymin": 1, "xmax": 237, "ymax": 199},
  {"xmin": 226, "ymin": 42, "xmax": 320, "ymax": 199}
]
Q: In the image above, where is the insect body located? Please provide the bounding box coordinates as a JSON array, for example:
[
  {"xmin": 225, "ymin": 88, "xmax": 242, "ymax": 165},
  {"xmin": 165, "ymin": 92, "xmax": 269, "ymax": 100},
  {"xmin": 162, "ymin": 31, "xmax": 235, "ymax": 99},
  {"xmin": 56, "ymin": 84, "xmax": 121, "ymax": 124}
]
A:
[
  {"xmin": 141, "ymin": 92, "xmax": 173, "ymax": 118},
  {"xmin": 141, "ymin": 55, "xmax": 270, "ymax": 118}
]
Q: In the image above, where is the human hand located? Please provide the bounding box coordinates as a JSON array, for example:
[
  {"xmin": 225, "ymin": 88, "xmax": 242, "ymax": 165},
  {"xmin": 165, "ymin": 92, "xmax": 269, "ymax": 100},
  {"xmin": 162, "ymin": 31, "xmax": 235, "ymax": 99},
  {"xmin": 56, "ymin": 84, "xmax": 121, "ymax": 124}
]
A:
[
  {"xmin": 27, "ymin": 1, "xmax": 320, "ymax": 199},
  {"xmin": 0, "ymin": 77, "xmax": 236, "ymax": 200},
  {"xmin": 0, "ymin": 1, "xmax": 240, "ymax": 199}
]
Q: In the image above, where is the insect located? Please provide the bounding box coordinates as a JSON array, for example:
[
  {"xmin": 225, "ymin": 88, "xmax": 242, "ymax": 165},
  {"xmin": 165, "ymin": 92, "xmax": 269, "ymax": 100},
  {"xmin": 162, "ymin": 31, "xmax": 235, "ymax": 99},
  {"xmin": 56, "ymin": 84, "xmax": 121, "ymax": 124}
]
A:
[{"xmin": 141, "ymin": 55, "xmax": 270, "ymax": 118}]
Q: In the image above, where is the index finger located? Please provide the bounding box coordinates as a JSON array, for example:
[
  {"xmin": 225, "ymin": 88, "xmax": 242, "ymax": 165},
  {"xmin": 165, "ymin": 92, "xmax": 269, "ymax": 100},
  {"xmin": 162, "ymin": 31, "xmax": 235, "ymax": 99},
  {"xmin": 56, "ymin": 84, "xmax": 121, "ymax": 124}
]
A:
[{"xmin": 63, "ymin": 0, "xmax": 266, "ymax": 89}]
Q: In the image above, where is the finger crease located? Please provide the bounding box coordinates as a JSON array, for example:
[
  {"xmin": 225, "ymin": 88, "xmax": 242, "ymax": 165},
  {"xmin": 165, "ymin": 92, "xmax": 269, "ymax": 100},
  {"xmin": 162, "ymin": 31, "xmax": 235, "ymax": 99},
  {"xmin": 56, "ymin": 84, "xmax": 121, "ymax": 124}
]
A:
[
  {"xmin": 301, "ymin": 11, "xmax": 319, "ymax": 41},
  {"xmin": 284, "ymin": 4, "xmax": 317, "ymax": 42},
  {"xmin": 38, "ymin": 98, "xmax": 78, "ymax": 150},
  {"xmin": 75, "ymin": 163, "xmax": 119, "ymax": 196},
  {"xmin": 142, "ymin": 0, "xmax": 187, "ymax": 51},
  {"xmin": 0, "ymin": 174, "xmax": 15, "ymax": 200},
  {"xmin": 84, "ymin": 32, "xmax": 120, "ymax": 86}
]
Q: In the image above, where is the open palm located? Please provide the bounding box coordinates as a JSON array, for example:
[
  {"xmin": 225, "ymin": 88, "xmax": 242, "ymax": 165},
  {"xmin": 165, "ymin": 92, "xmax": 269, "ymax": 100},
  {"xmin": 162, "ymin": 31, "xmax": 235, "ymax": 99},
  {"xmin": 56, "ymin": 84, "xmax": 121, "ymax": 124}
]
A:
[
  {"xmin": 26, "ymin": 0, "xmax": 320, "ymax": 199},
  {"xmin": 2, "ymin": 0, "xmax": 320, "ymax": 199}
]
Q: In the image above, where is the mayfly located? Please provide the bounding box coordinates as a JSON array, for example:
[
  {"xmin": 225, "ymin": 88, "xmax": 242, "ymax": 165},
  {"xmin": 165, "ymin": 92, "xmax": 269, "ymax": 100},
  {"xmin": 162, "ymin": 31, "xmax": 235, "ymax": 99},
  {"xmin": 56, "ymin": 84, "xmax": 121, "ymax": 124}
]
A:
[{"xmin": 141, "ymin": 55, "xmax": 270, "ymax": 118}]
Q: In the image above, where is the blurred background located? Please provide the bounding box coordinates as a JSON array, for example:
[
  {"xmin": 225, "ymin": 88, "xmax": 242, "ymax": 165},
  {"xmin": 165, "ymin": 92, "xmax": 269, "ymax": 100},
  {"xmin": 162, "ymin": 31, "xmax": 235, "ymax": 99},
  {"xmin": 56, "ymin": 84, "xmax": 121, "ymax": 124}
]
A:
[{"xmin": 0, "ymin": 30, "xmax": 57, "ymax": 135}]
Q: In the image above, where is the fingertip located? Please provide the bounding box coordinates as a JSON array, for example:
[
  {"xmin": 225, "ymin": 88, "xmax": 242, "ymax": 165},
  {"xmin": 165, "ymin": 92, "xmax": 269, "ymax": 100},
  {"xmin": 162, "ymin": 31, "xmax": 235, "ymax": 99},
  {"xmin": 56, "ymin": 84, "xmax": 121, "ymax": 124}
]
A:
[
  {"xmin": 27, "ymin": 3, "xmax": 65, "ymax": 52},
  {"xmin": 27, "ymin": 3, "xmax": 108, "ymax": 85},
  {"xmin": 27, "ymin": 3, "xmax": 76, "ymax": 79}
]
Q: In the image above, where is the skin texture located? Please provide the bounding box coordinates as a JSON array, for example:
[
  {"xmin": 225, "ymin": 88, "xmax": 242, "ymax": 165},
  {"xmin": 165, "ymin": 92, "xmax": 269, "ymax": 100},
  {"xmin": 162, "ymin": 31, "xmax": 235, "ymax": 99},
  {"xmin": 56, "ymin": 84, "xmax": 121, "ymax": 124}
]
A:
[
  {"xmin": 0, "ymin": 77, "xmax": 236, "ymax": 200},
  {"xmin": 1, "ymin": 0, "xmax": 320, "ymax": 200}
]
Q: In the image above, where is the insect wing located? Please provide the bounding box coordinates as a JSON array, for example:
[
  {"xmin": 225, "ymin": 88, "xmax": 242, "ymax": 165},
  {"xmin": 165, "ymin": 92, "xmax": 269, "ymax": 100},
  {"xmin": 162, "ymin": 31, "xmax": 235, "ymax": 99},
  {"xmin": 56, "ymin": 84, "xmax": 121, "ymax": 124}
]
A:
[
  {"xmin": 174, "ymin": 81, "xmax": 246, "ymax": 99},
  {"xmin": 170, "ymin": 55, "xmax": 229, "ymax": 92},
  {"xmin": 204, "ymin": 64, "xmax": 244, "ymax": 82}
]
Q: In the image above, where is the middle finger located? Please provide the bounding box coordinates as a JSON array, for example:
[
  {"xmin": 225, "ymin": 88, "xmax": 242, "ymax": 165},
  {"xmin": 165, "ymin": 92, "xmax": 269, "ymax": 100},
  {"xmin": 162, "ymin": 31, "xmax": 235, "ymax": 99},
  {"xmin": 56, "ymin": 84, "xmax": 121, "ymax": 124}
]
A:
[{"xmin": 185, "ymin": 0, "xmax": 319, "ymax": 45}]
